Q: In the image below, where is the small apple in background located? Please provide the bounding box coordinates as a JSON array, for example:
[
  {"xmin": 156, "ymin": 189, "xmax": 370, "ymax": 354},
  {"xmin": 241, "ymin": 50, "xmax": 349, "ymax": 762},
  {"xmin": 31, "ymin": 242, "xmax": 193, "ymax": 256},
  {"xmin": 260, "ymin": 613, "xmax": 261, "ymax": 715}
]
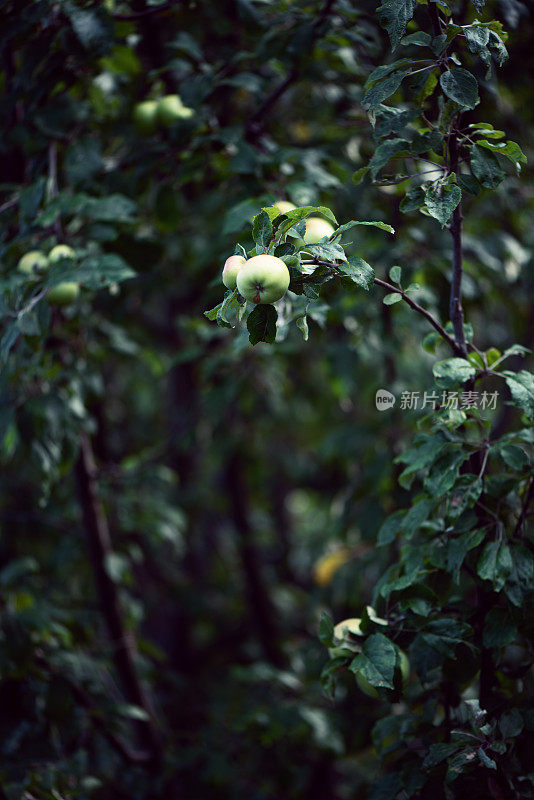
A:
[
  {"xmin": 236, "ymin": 255, "xmax": 290, "ymax": 304},
  {"xmin": 333, "ymin": 618, "xmax": 363, "ymax": 639},
  {"xmin": 47, "ymin": 282, "xmax": 80, "ymax": 306},
  {"xmin": 156, "ymin": 95, "xmax": 194, "ymax": 127},
  {"xmin": 133, "ymin": 100, "xmax": 159, "ymax": 136},
  {"xmin": 273, "ymin": 200, "xmax": 296, "ymax": 215},
  {"xmin": 222, "ymin": 255, "xmax": 246, "ymax": 290},
  {"xmin": 303, "ymin": 217, "xmax": 335, "ymax": 244},
  {"xmin": 48, "ymin": 244, "xmax": 75, "ymax": 263},
  {"xmin": 17, "ymin": 250, "xmax": 48, "ymax": 275},
  {"xmin": 289, "ymin": 216, "xmax": 335, "ymax": 252}
]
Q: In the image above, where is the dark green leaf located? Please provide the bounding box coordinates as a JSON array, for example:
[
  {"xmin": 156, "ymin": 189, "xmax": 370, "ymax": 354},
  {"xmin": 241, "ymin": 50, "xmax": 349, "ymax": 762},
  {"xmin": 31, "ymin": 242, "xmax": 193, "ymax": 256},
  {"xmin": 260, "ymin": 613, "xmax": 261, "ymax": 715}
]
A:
[
  {"xmin": 252, "ymin": 210, "xmax": 273, "ymax": 250},
  {"xmin": 433, "ymin": 358, "xmax": 476, "ymax": 388},
  {"xmin": 338, "ymin": 257, "xmax": 375, "ymax": 290},
  {"xmin": 470, "ymin": 145, "xmax": 506, "ymax": 189},
  {"xmin": 362, "ymin": 70, "xmax": 411, "ymax": 111},
  {"xmin": 477, "ymin": 541, "xmax": 513, "ymax": 591},
  {"xmin": 247, "ymin": 304, "xmax": 277, "ymax": 345},
  {"xmin": 349, "ymin": 632, "xmax": 397, "ymax": 690},
  {"xmin": 377, "ymin": 0, "xmax": 416, "ymax": 50},
  {"xmin": 502, "ymin": 371, "xmax": 534, "ymax": 420},
  {"xmin": 483, "ymin": 607, "xmax": 517, "ymax": 648},
  {"xmin": 440, "ymin": 69, "xmax": 479, "ymax": 109},
  {"xmin": 424, "ymin": 183, "xmax": 461, "ymax": 227}
]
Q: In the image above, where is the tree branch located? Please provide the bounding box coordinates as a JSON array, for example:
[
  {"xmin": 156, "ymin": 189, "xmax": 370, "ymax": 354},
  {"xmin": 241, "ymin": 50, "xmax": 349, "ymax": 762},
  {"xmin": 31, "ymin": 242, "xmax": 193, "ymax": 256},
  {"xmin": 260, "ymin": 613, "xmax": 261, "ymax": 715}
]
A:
[
  {"xmin": 75, "ymin": 433, "xmax": 161, "ymax": 762},
  {"xmin": 512, "ymin": 477, "xmax": 534, "ymax": 539},
  {"xmin": 448, "ymin": 134, "xmax": 467, "ymax": 356},
  {"xmin": 245, "ymin": 0, "xmax": 336, "ymax": 142},
  {"xmin": 301, "ymin": 256, "xmax": 463, "ymax": 353}
]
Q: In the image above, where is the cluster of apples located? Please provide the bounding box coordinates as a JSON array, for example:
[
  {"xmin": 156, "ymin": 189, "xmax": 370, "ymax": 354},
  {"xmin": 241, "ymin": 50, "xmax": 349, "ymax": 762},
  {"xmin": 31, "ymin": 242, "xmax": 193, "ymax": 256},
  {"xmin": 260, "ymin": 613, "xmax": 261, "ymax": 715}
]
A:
[
  {"xmin": 133, "ymin": 94, "xmax": 194, "ymax": 136},
  {"xmin": 18, "ymin": 245, "xmax": 80, "ymax": 306},
  {"xmin": 329, "ymin": 617, "xmax": 410, "ymax": 698},
  {"xmin": 221, "ymin": 201, "xmax": 335, "ymax": 304}
]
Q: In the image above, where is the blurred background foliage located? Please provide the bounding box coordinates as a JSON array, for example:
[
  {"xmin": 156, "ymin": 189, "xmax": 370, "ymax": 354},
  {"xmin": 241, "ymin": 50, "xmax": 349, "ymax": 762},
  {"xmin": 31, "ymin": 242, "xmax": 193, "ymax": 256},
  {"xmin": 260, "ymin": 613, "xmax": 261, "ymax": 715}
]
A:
[{"xmin": 0, "ymin": 0, "xmax": 533, "ymax": 797}]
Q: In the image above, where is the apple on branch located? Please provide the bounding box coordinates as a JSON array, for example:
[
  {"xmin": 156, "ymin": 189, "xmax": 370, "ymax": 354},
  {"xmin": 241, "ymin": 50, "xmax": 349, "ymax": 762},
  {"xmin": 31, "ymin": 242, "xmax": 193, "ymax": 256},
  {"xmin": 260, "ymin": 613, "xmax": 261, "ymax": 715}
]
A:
[{"xmin": 236, "ymin": 255, "xmax": 290, "ymax": 304}]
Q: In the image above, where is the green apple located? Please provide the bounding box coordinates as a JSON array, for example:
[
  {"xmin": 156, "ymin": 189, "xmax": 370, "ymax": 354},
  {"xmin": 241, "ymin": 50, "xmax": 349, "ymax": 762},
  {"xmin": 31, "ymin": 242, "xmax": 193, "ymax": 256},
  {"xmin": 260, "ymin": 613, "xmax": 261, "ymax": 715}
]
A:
[
  {"xmin": 47, "ymin": 282, "xmax": 80, "ymax": 306},
  {"xmin": 236, "ymin": 255, "xmax": 290, "ymax": 304},
  {"xmin": 290, "ymin": 216, "xmax": 335, "ymax": 251},
  {"xmin": 48, "ymin": 244, "xmax": 75, "ymax": 263},
  {"xmin": 274, "ymin": 201, "xmax": 296, "ymax": 215},
  {"xmin": 303, "ymin": 217, "xmax": 335, "ymax": 244},
  {"xmin": 156, "ymin": 95, "xmax": 194, "ymax": 127},
  {"xmin": 17, "ymin": 250, "xmax": 48, "ymax": 275},
  {"xmin": 222, "ymin": 255, "xmax": 246, "ymax": 290},
  {"xmin": 133, "ymin": 100, "xmax": 159, "ymax": 136},
  {"xmin": 333, "ymin": 618, "xmax": 363, "ymax": 639}
]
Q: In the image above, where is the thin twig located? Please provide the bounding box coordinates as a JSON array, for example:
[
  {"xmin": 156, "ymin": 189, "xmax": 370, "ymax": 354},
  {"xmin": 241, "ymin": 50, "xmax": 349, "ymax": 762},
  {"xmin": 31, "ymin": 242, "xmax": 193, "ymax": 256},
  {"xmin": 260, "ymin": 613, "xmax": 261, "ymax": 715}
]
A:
[
  {"xmin": 35, "ymin": 654, "xmax": 153, "ymax": 765},
  {"xmin": 0, "ymin": 196, "xmax": 19, "ymax": 214},
  {"xmin": 245, "ymin": 0, "xmax": 336, "ymax": 142},
  {"xmin": 512, "ymin": 477, "xmax": 534, "ymax": 539},
  {"xmin": 75, "ymin": 433, "xmax": 161, "ymax": 762},
  {"xmin": 301, "ymin": 256, "xmax": 464, "ymax": 354},
  {"xmin": 448, "ymin": 133, "xmax": 467, "ymax": 356},
  {"xmin": 48, "ymin": 141, "xmax": 63, "ymax": 240},
  {"xmin": 374, "ymin": 277, "xmax": 462, "ymax": 353}
]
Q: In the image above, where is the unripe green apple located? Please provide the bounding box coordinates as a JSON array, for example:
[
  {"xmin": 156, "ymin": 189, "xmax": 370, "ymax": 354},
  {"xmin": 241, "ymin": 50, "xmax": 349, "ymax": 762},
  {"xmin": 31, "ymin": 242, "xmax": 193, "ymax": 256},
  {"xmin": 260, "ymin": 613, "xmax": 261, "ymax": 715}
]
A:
[
  {"xmin": 333, "ymin": 618, "xmax": 363, "ymax": 639},
  {"xmin": 274, "ymin": 201, "xmax": 296, "ymax": 215},
  {"xmin": 303, "ymin": 217, "xmax": 335, "ymax": 244},
  {"xmin": 18, "ymin": 250, "xmax": 48, "ymax": 275},
  {"xmin": 133, "ymin": 101, "xmax": 159, "ymax": 136},
  {"xmin": 156, "ymin": 95, "xmax": 194, "ymax": 127},
  {"xmin": 236, "ymin": 255, "xmax": 290, "ymax": 304},
  {"xmin": 222, "ymin": 255, "xmax": 246, "ymax": 290},
  {"xmin": 328, "ymin": 617, "xmax": 363, "ymax": 658},
  {"xmin": 48, "ymin": 244, "xmax": 75, "ymax": 263},
  {"xmin": 47, "ymin": 282, "xmax": 80, "ymax": 306}
]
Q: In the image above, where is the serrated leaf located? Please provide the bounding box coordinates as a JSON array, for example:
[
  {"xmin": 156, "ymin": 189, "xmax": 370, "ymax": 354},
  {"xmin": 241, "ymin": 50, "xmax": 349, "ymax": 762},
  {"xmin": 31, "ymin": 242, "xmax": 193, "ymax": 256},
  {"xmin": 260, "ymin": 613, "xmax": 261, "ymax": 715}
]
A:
[
  {"xmin": 247, "ymin": 304, "xmax": 277, "ymax": 345},
  {"xmin": 303, "ymin": 241, "xmax": 346, "ymax": 262},
  {"xmin": 423, "ymin": 742, "xmax": 461, "ymax": 770},
  {"xmin": 334, "ymin": 220, "xmax": 395, "ymax": 235},
  {"xmin": 424, "ymin": 183, "xmax": 461, "ymax": 227},
  {"xmin": 377, "ymin": 510, "xmax": 406, "ymax": 546},
  {"xmin": 502, "ymin": 370, "xmax": 534, "ymax": 420},
  {"xmin": 252, "ymin": 209, "xmax": 273, "ymax": 250},
  {"xmin": 470, "ymin": 145, "xmax": 506, "ymax": 189},
  {"xmin": 433, "ymin": 358, "xmax": 476, "ymax": 388},
  {"xmin": 368, "ymin": 138, "xmax": 410, "ymax": 180},
  {"xmin": 362, "ymin": 69, "xmax": 411, "ymax": 110},
  {"xmin": 349, "ymin": 633, "xmax": 396, "ymax": 690},
  {"xmin": 318, "ymin": 612, "xmax": 335, "ymax": 647},
  {"xmin": 478, "ymin": 139, "xmax": 527, "ymax": 168},
  {"xmin": 377, "ymin": 0, "xmax": 416, "ymax": 50},
  {"xmin": 477, "ymin": 541, "xmax": 513, "ymax": 591},
  {"xmin": 338, "ymin": 257, "xmax": 375, "ymax": 290},
  {"xmin": 440, "ymin": 69, "xmax": 479, "ymax": 109}
]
